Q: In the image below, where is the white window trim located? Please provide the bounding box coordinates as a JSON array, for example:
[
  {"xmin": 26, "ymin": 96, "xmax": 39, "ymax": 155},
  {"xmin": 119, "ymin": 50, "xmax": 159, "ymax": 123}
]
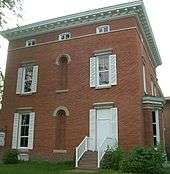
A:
[
  {"xmin": 96, "ymin": 55, "xmax": 111, "ymax": 88},
  {"xmin": 96, "ymin": 25, "xmax": 110, "ymax": 34},
  {"xmin": 152, "ymin": 110, "xmax": 160, "ymax": 145},
  {"xmin": 25, "ymin": 39, "xmax": 36, "ymax": 47},
  {"xmin": 18, "ymin": 113, "xmax": 30, "ymax": 149},
  {"xmin": 143, "ymin": 65, "xmax": 147, "ymax": 94},
  {"xmin": 21, "ymin": 67, "xmax": 33, "ymax": 95},
  {"xmin": 151, "ymin": 81, "xmax": 154, "ymax": 96},
  {"xmin": 58, "ymin": 32, "xmax": 71, "ymax": 41},
  {"xmin": 17, "ymin": 65, "xmax": 38, "ymax": 95}
]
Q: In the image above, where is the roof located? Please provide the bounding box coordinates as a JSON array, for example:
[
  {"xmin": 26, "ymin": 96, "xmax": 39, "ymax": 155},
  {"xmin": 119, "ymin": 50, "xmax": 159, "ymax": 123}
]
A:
[{"xmin": 0, "ymin": 0, "xmax": 162, "ymax": 66}]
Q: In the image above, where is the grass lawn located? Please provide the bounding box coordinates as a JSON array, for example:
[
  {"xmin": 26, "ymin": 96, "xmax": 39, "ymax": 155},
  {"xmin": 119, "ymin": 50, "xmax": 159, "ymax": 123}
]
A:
[{"xmin": 0, "ymin": 161, "xmax": 170, "ymax": 174}]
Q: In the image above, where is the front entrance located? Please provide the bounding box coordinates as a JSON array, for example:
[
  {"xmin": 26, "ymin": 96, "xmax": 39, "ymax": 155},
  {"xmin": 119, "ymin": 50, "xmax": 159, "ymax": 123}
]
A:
[
  {"xmin": 97, "ymin": 109, "xmax": 112, "ymax": 148},
  {"xmin": 89, "ymin": 107, "xmax": 118, "ymax": 151}
]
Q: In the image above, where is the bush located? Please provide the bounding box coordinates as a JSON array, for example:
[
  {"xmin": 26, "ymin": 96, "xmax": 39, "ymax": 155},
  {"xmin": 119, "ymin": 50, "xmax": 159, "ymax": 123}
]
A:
[
  {"xmin": 101, "ymin": 147, "xmax": 124, "ymax": 170},
  {"xmin": 120, "ymin": 145, "xmax": 166, "ymax": 174},
  {"xmin": 2, "ymin": 149, "xmax": 19, "ymax": 164}
]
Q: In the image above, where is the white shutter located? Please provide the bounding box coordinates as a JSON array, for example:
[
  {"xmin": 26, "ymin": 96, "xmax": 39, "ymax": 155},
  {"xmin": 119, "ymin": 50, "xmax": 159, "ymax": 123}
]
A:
[
  {"xmin": 31, "ymin": 66, "xmax": 38, "ymax": 93},
  {"xmin": 90, "ymin": 57, "xmax": 96, "ymax": 87},
  {"xmin": 16, "ymin": 68, "xmax": 23, "ymax": 94},
  {"xmin": 89, "ymin": 109, "xmax": 96, "ymax": 151},
  {"xmin": 28, "ymin": 112, "xmax": 35, "ymax": 149},
  {"xmin": 155, "ymin": 110, "xmax": 160, "ymax": 144},
  {"xmin": 12, "ymin": 113, "xmax": 19, "ymax": 149},
  {"xmin": 110, "ymin": 108, "xmax": 118, "ymax": 144},
  {"xmin": 109, "ymin": 54, "xmax": 117, "ymax": 86}
]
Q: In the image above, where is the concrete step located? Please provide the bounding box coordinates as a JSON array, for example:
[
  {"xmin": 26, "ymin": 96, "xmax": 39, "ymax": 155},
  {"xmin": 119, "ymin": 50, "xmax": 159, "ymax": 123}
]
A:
[{"xmin": 77, "ymin": 151, "xmax": 98, "ymax": 170}]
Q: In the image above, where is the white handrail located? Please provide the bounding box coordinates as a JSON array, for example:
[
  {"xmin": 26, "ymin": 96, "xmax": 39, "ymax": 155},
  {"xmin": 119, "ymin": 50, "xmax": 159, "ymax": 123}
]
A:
[
  {"xmin": 75, "ymin": 136, "xmax": 88, "ymax": 167},
  {"xmin": 97, "ymin": 137, "xmax": 117, "ymax": 168}
]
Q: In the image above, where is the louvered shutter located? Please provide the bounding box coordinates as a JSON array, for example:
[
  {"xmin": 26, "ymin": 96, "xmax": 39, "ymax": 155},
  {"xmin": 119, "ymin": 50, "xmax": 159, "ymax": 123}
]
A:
[
  {"xmin": 89, "ymin": 109, "xmax": 96, "ymax": 151},
  {"xmin": 31, "ymin": 66, "xmax": 38, "ymax": 93},
  {"xmin": 16, "ymin": 68, "xmax": 23, "ymax": 94},
  {"xmin": 109, "ymin": 55, "xmax": 117, "ymax": 86},
  {"xmin": 90, "ymin": 57, "xmax": 96, "ymax": 87},
  {"xmin": 12, "ymin": 113, "xmax": 19, "ymax": 149},
  {"xmin": 28, "ymin": 112, "xmax": 35, "ymax": 149},
  {"xmin": 110, "ymin": 108, "xmax": 118, "ymax": 145}
]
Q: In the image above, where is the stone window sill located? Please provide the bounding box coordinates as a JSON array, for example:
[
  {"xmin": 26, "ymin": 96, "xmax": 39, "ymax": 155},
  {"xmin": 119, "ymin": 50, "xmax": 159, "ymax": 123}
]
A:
[{"xmin": 56, "ymin": 89, "xmax": 69, "ymax": 93}]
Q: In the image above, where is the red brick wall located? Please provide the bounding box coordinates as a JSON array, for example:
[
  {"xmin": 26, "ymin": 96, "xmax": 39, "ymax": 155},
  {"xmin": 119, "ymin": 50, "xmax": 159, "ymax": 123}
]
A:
[
  {"xmin": 0, "ymin": 16, "xmax": 161, "ymax": 160},
  {"xmin": 164, "ymin": 100, "xmax": 170, "ymax": 159}
]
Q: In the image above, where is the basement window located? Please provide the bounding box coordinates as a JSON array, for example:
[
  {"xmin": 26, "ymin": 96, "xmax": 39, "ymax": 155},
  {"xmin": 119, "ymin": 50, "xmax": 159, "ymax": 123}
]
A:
[
  {"xmin": 58, "ymin": 32, "xmax": 71, "ymax": 41},
  {"xmin": 96, "ymin": 25, "xmax": 110, "ymax": 34},
  {"xmin": 25, "ymin": 39, "xmax": 36, "ymax": 47}
]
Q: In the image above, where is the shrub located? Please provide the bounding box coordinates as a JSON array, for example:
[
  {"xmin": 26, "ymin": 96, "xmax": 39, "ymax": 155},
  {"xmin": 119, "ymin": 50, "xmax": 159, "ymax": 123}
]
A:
[
  {"xmin": 2, "ymin": 149, "xmax": 19, "ymax": 164},
  {"xmin": 101, "ymin": 147, "xmax": 124, "ymax": 170},
  {"xmin": 120, "ymin": 145, "xmax": 166, "ymax": 174}
]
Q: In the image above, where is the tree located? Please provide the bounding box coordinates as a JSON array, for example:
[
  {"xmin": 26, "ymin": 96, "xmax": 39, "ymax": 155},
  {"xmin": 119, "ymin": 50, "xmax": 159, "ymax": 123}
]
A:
[{"xmin": 0, "ymin": 0, "xmax": 22, "ymax": 28}]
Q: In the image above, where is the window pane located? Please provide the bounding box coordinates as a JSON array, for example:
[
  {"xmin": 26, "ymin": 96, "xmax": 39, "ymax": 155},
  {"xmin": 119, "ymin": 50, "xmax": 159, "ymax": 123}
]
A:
[
  {"xmin": 21, "ymin": 126, "xmax": 29, "ymax": 136},
  {"xmin": 153, "ymin": 137, "xmax": 157, "ymax": 146},
  {"xmin": 20, "ymin": 137, "xmax": 28, "ymax": 147},
  {"xmin": 99, "ymin": 71, "xmax": 109, "ymax": 85},
  {"xmin": 152, "ymin": 111, "xmax": 156, "ymax": 123},
  {"xmin": 21, "ymin": 115, "xmax": 30, "ymax": 125},
  {"xmin": 98, "ymin": 56, "xmax": 109, "ymax": 71},
  {"xmin": 24, "ymin": 66, "xmax": 33, "ymax": 92},
  {"xmin": 152, "ymin": 125, "xmax": 156, "ymax": 136}
]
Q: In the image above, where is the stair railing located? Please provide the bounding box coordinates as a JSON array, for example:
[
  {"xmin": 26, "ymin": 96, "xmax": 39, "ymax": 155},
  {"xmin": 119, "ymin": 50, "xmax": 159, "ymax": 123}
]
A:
[
  {"xmin": 75, "ymin": 136, "xmax": 91, "ymax": 167},
  {"xmin": 97, "ymin": 137, "xmax": 117, "ymax": 168}
]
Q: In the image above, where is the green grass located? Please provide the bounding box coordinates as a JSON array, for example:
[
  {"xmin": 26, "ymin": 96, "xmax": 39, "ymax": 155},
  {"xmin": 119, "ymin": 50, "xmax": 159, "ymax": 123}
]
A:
[{"xmin": 0, "ymin": 161, "xmax": 170, "ymax": 174}]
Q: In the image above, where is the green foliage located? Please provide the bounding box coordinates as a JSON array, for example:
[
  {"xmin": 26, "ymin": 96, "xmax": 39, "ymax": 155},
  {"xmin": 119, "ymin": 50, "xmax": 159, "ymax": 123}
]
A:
[
  {"xmin": 120, "ymin": 145, "xmax": 166, "ymax": 174},
  {"xmin": 101, "ymin": 147, "xmax": 124, "ymax": 170},
  {"xmin": 2, "ymin": 149, "xmax": 19, "ymax": 164}
]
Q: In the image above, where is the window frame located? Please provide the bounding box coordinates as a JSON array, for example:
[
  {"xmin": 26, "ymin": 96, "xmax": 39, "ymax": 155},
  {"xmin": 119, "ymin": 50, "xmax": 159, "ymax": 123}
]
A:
[
  {"xmin": 96, "ymin": 25, "xmax": 110, "ymax": 34},
  {"xmin": 58, "ymin": 32, "xmax": 71, "ymax": 41},
  {"xmin": 21, "ymin": 66, "xmax": 34, "ymax": 95},
  {"xmin": 25, "ymin": 39, "xmax": 36, "ymax": 47},
  {"xmin": 143, "ymin": 65, "xmax": 147, "ymax": 94},
  {"xmin": 96, "ymin": 54, "xmax": 111, "ymax": 88},
  {"xmin": 18, "ymin": 113, "xmax": 30, "ymax": 149},
  {"xmin": 152, "ymin": 110, "xmax": 160, "ymax": 146}
]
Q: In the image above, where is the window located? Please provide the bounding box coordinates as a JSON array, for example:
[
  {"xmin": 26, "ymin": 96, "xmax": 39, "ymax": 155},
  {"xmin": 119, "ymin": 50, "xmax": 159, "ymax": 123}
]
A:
[
  {"xmin": 96, "ymin": 25, "xmax": 110, "ymax": 34},
  {"xmin": 151, "ymin": 81, "xmax": 157, "ymax": 96},
  {"xmin": 152, "ymin": 110, "xmax": 160, "ymax": 146},
  {"xmin": 97, "ymin": 54, "xmax": 109, "ymax": 86},
  {"xmin": 19, "ymin": 114, "xmax": 30, "ymax": 148},
  {"xmin": 143, "ymin": 65, "xmax": 147, "ymax": 94},
  {"xmin": 25, "ymin": 39, "xmax": 36, "ymax": 47},
  {"xmin": 12, "ymin": 112, "xmax": 35, "ymax": 149},
  {"xmin": 16, "ymin": 65, "xmax": 38, "ymax": 95},
  {"xmin": 90, "ymin": 53, "xmax": 117, "ymax": 88},
  {"xmin": 58, "ymin": 32, "xmax": 71, "ymax": 41}
]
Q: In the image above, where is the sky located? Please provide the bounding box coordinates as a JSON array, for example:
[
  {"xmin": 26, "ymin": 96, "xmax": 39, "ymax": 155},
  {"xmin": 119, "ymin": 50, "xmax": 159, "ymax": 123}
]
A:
[{"xmin": 0, "ymin": 0, "xmax": 170, "ymax": 96}]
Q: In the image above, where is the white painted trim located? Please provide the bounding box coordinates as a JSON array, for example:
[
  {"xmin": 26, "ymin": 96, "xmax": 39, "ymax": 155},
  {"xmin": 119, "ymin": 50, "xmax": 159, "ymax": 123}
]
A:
[
  {"xmin": 155, "ymin": 110, "xmax": 160, "ymax": 144},
  {"xmin": 96, "ymin": 25, "xmax": 110, "ymax": 34},
  {"xmin": 142, "ymin": 65, "xmax": 147, "ymax": 94}
]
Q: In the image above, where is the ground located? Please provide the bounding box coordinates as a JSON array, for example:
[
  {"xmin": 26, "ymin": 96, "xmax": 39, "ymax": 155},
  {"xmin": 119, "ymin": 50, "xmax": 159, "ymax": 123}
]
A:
[{"xmin": 0, "ymin": 161, "xmax": 170, "ymax": 174}]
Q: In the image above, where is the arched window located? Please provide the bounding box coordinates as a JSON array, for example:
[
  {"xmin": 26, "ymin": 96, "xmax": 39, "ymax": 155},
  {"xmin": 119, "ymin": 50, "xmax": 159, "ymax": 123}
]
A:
[
  {"xmin": 53, "ymin": 106, "xmax": 69, "ymax": 150},
  {"xmin": 56, "ymin": 54, "xmax": 71, "ymax": 90}
]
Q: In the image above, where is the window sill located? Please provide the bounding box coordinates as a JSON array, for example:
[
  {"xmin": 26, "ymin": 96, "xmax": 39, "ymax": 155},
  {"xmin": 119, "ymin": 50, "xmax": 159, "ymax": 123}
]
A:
[
  {"xmin": 95, "ymin": 85, "xmax": 111, "ymax": 89},
  {"xmin": 56, "ymin": 89, "xmax": 69, "ymax": 93},
  {"xmin": 17, "ymin": 92, "xmax": 35, "ymax": 96},
  {"xmin": 53, "ymin": 149, "xmax": 67, "ymax": 153}
]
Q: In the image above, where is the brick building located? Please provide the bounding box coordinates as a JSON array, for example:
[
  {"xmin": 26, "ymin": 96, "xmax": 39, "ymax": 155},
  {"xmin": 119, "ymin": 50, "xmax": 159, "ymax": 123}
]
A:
[
  {"xmin": 0, "ymin": 0, "xmax": 165, "ymax": 168},
  {"xmin": 164, "ymin": 97, "xmax": 170, "ymax": 160}
]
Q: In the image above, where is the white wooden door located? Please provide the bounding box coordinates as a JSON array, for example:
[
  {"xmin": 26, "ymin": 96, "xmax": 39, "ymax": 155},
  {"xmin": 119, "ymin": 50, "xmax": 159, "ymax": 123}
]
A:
[{"xmin": 96, "ymin": 109, "xmax": 112, "ymax": 148}]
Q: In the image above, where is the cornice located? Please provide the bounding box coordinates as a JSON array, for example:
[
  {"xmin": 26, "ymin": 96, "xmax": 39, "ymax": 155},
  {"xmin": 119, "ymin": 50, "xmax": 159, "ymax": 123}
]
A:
[{"xmin": 0, "ymin": 0, "xmax": 162, "ymax": 66}]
